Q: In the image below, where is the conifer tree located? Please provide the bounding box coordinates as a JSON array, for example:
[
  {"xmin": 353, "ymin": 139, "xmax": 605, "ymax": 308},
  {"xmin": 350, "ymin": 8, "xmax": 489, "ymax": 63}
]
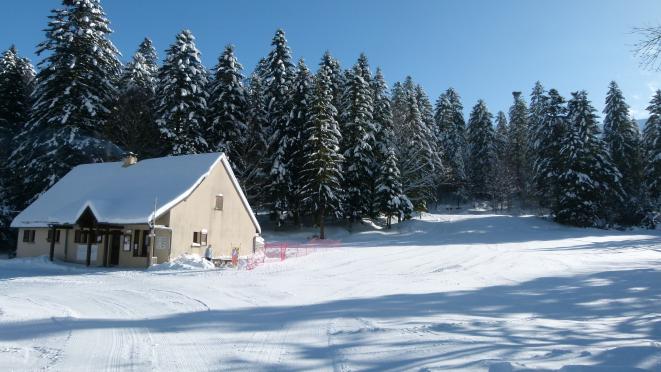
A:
[
  {"xmin": 243, "ymin": 72, "xmax": 269, "ymax": 206},
  {"xmin": 507, "ymin": 91, "xmax": 530, "ymax": 196},
  {"xmin": 0, "ymin": 46, "xmax": 34, "ymax": 247},
  {"xmin": 288, "ymin": 59, "xmax": 313, "ymax": 224},
  {"xmin": 644, "ymin": 90, "xmax": 661, "ymax": 204},
  {"xmin": 376, "ymin": 147, "xmax": 412, "ymax": 228},
  {"xmin": 602, "ymin": 81, "xmax": 644, "ymax": 211},
  {"xmin": 392, "ymin": 77, "xmax": 439, "ymax": 209},
  {"xmin": 466, "ymin": 100, "xmax": 496, "ymax": 199},
  {"xmin": 155, "ymin": 30, "xmax": 209, "ymax": 155},
  {"xmin": 7, "ymin": 0, "xmax": 123, "ymax": 215},
  {"xmin": 319, "ymin": 51, "xmax": 344, "ymax": 113},
  {"xmin": 339, "ymin": 55, "xmax": 375, "ymax": 221},
  {"xmin": 299, "ymin": 66, "xmax": 344, "ymax": 239},
  {"xmin": 263, "ymin": 29, "xmax": 295, "ymax": 222},
  {"xmin": 207, "ymin": 45, "xmax": 248, "ymax": 171},
  {"xmin": 434, "ymin": 88, "xmax": 468, "ymax": 201},
  {"xmin": 106, "ymin": 38, "xmax": 160, "ymax": 157},
  {"xmin": 494, "ymin": 111, "xmax": 509, "ymax": 160},
  {"xmin": 531, "ymin": 89, "xmax": 567, "ymax": 207},
  {"xmin": 556, "ymin": 91, "xmax": 622, "ymax": 226}
]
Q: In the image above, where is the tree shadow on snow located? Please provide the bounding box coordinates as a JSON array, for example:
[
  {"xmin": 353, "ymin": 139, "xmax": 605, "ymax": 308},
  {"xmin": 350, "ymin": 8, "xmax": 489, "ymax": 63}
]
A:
[{"xmin": 1, "ymin": 268, "xmax": 660, "ymax": 370}]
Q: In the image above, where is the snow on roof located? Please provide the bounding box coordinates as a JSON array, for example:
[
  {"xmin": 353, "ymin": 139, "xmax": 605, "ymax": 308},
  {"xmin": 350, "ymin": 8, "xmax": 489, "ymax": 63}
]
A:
[{"xmin": 11, "ymin": 153, "xmax": 261, "ymax": 233}]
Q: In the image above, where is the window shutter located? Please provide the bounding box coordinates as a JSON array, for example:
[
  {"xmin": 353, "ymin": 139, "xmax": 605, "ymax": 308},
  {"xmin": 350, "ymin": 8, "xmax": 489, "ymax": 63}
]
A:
[
  {"xmin": 201, "ymin": 232, "xmax": 208, "ymax": 246},
  {"xmin": 215, "ymin": 194, "xmax": 224, "ymax": 210}
]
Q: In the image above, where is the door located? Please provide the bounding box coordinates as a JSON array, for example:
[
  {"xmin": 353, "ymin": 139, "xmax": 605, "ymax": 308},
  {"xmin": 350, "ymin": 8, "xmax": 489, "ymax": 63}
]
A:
[{"xmin": 110, "ymin": 231, "xmax": 121, "ymax": 266}]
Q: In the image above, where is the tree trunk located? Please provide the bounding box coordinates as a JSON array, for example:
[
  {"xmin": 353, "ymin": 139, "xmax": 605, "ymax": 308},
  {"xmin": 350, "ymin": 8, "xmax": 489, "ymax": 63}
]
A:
[{"xmin": 319, "ymin": 204, "xmax": 326, "ymax": 240}]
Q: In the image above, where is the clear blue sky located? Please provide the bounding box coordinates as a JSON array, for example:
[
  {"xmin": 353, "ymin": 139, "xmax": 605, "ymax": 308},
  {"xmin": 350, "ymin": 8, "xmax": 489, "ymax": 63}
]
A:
[{"xmin": 2, "ymin": 0, "xmax": 661, "ymax": 119}]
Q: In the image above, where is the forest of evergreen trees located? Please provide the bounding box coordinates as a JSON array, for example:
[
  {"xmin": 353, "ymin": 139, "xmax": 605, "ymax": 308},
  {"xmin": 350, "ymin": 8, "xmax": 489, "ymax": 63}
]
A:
[{"xmin": 1, "ymin": 0, "xmax": 660, "ymax": 245}]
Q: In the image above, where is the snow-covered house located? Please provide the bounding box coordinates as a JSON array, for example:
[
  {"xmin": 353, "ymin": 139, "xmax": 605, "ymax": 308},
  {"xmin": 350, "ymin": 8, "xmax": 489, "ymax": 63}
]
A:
[{"xmin": 11, "ymin": 153, "xmax": 261, "ymax": 268}]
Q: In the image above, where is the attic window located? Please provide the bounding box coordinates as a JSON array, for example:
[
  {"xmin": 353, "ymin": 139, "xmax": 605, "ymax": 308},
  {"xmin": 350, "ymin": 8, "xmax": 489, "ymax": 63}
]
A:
[{"xmin": 215, "ymin": 194, "xmax": 224, "ymax": 210}]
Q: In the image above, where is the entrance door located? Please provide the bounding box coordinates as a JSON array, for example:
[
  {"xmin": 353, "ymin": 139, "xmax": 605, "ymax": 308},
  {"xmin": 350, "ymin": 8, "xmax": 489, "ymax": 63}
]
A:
[{"xmin": 110, "ymin": 231, "xmax": 121, "ymax": 266}]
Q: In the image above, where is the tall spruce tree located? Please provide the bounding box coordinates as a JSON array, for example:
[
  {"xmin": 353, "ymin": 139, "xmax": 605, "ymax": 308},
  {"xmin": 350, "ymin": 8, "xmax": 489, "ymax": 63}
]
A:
[
  {"xmin": 106, "ymin": 38, "xmax": 160, "ymax": 158},
  {"xmin": 0, "ymin": 46, "xmax": 35, "ymax": 248},
  {"xmin": 155, "ymin": 30, "xmax": 209, "ymax": 155},
  {"xmin": 7, "ymin": 0, "xmax": 123, "ymax": 216},
  {"xmin": 434, "ymin": 88, "xmax": 468, "ymax": 201},
  {"xmin": 466, "ymin": 100, "xmax": 496, "ymax": 199},
  {"xmin": 299, "ymin": 66, "xmax": 344, "ymax": 239},
  {"xmin": 392, "ymin": 77, "xmax": 439, "ymax": 209},
  {"xmin": 319, "ymin": 51, "xmax": 344, "ymax": 114},
  {"xmin": 376, "ymin": 147, "xmax": 412, "ymax": 228},
  {"xmin": 494, "ymin": 111, "xmax": 509, "ymax": 159},
  {"xmin": 288, "ymin": 59, "xmax": 314, "ymax": 224},
  {"xmin": 243, "ymin": 72, "xmax": 269, "ymax": 206},
  {"xmin": 531, "ymin": 89, "xmax": 567, "ymax": 207},
  {"xmin": 644, "ymin": 90, "xmax": 661, "ymax": 204},
  {"xmin": 602, "ymin": 81, "xmax": 644, "ymax": 214},
  {"xmin": 207, "ymin": 45, "xmax": 248, "ymax": 172},
  {"xmin": 557, "ymin": 91, "xmax": 622, "ymax": 226},
  {"xmin": 507, "ymin": 91, "xmax": 530, "ymax": 197},
  {"xmin": 263, "ymin": 29, "xmax": 295, "ymax": 222},
  {"xmin": 339, "ymin": 55, "xmax": 375, "ymax": 221}
]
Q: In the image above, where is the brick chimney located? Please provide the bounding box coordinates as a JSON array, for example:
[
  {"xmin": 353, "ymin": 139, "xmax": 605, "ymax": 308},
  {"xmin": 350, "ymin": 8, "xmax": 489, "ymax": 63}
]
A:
[{"xmin": 122, "ymin": 152, "xmax": 138, "ymax": 167}]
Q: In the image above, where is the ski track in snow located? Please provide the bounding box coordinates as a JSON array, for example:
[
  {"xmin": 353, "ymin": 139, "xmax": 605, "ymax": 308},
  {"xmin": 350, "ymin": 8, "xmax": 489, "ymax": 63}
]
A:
[{"xmin": 0, "ymin": 212, "xmax": 660, "ymax": 371}]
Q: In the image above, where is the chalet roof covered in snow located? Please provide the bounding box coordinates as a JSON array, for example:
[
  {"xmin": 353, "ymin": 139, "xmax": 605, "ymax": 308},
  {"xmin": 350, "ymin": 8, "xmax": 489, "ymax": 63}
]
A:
[{"xmin": 11, "ymin": 153, "xmax": 260, "ymax": 232}]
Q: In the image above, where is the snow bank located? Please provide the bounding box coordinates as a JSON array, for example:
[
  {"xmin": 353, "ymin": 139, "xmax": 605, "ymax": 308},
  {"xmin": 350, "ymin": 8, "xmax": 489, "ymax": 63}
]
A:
[{"xmin": 148, "ymin": 253, "xmax": 215, "ymax": 271}]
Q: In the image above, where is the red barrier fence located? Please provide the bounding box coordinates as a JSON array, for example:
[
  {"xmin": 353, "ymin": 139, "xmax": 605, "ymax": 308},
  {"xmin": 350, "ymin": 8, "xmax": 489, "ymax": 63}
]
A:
[{"xmin": 246, "ymin": 238, "xmax": 341, "ymax": 270}]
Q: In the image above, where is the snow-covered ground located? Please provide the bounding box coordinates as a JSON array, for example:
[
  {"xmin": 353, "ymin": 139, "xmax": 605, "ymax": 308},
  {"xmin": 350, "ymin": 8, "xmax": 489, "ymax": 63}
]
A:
[{"xmin": 0, "ymin": 212, "xmax": 660, "ymax": 371}]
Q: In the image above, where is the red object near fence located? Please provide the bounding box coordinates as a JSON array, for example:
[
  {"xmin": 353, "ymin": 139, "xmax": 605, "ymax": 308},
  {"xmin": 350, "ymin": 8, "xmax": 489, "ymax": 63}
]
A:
[{"xmin": 246, "ymin": 238, "xmax": 341, "ymax": 270}]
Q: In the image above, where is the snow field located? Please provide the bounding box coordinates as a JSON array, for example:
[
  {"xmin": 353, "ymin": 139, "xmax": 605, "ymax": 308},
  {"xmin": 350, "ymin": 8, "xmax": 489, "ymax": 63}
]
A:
[{"xmin": 0, "ymin": 212, "xmax": 659, "ymax": 371}]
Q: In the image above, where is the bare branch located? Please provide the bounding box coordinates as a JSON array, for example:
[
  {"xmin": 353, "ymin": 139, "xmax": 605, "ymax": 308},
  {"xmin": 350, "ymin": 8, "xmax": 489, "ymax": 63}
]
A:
[{"xmin": 633, "ymin": 26, "xmax": 661, "ymax": 71}]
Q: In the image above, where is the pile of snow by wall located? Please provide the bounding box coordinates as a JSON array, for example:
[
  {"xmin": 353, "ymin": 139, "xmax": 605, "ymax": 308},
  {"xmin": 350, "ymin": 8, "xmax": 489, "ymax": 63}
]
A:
[{"xmin": 149, "ymin": 253, "xmax": 215, "ymax": 271}]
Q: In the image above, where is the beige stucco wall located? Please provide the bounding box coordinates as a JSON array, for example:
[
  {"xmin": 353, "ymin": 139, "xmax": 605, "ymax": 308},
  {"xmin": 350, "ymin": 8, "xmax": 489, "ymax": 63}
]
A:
[
  {"xmin": 16, "ymin": 224, "xmax": 171, "ymax": 268},
  {"xmin": 168, "ymin": 160, "xmax": 259, "ymax": 259}
]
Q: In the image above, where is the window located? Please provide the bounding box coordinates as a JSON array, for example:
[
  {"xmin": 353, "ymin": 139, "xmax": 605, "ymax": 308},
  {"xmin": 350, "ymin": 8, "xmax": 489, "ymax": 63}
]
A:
[
  {"xmin": 47, "ymin": 229, "xmax": 61, "ymax": 243},
  {"xmin": 193, "ymin": 231, "xmax": 208, "ymax": 246},
  {"xmin": 215, "ymin": 194, "xmax": 224, "ymax": 210},
  {"xmin": 74, "ymin": 230, "xmax": 98, "ymax": 244},
  {"xmin": 22, "ymin": 230, "xmax": 35, "ymax": 243},
  {"xmin": 132, "ymin": 230, "xmax": 150, "ymax": 257}
]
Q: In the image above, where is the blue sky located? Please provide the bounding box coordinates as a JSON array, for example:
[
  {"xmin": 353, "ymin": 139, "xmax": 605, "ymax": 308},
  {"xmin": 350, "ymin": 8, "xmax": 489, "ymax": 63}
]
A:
[{"xmin": 2, "ymin": 0, "xmax": 661, "ymax": 119}]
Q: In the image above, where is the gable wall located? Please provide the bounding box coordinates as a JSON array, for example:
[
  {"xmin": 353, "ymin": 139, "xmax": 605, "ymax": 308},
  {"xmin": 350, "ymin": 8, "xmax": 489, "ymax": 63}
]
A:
[{"xmin": 168, "ymin": 159, "xmax": 258, "ymax": 259}]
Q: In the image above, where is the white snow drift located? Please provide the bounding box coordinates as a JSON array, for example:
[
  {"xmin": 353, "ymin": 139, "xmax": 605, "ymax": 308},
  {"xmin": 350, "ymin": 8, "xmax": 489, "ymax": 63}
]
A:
[{"xmin": 0, "ymin": 212, "xmax": 659, "ymax": 371}]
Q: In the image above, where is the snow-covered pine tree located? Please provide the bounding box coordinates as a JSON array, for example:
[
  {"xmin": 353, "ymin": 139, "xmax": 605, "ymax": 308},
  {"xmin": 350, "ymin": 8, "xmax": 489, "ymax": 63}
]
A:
[
  {"xmin": 288, "ymin": 59, "xmax": 313, "ymax": 224},
  {"xmin": 527, "ymin": 82, "xmax": 547, "ymax": 195},
  {"xmin": 372, "ymin": 67, "xmax": 395, "ymax": 158},
  {"xmin": 243, "ymin": 72, "xmax": 269, "ymax": 206},
  {"xmin": 106, "ymin": 38, "xmax": 160, "ymax": 158},
  {"xmin": 392, "ymin": 77, "xmax": 438, "ymax": 210},
  {"xmin": 263, "ymin": 29, "xmax": 295, "ymax": 223},
  {"xmin": 494, "ymin": 111, "xmax": 509, "ymax": 160},
  {"xmin": 507, "ymin": 91, "xmax": 530, "ymax": 197},
  {"xmin": 155, "ymin": 30, "xmax": 209, "ymax": 155},
  {"xmin": 466, "ymin": 100, "xmax": 496, "ymax": 199},
  {"xmin": 644, "ymin": 90, "xmax": 661, "ymax": 204},
  {"xmin": 602, "ymin": 81, "xmax": 644, "ymax": 217},
  {"xmin": 299, "ymin": 65, "xmax": 344, "ymax": 239},
  {"xmin": 556, "ymin": 91, "xmax": 623, "ymax": 226},
  {"xmin": 415, "ymin": 84, "xmax": 444, "ymax": 182},
  {"xmin": 7, "ymin": 0, "xmax": 123, "ymax": 216},
  {"xmin": 376, "ymin": 147, "xmax": 412, "ymax": 228},
  {"xmin": 434, "ymin": 88, "xmax": 468, "ymax": 202},
  {"xmin": 319, "ymin": 51, "xmax": 344, "ymax": 114},
  {"xmin": 0, "ymin": 46, "xmax": 34, "ymax": 248},
  {"xmin": 531, "ymin": 89, "xmax": 567, "ymax": 208},
  {"xmin": 207, "ymin": 45, "xmax": 248, "ymax": 172},
  {"xmin": 339, "ymin": 55, "xmax": 375, "ymax": 221}
]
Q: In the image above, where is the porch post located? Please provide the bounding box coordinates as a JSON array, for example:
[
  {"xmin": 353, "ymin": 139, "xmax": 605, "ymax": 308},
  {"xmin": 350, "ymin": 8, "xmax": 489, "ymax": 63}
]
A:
[
  {"xmin": 49, "ymin": 225, "xmax": 56, "ymax": 262},
  {"xmin": 86, "ymin": 227, "xmax": 92, "ymax": 267},
  {"xmin": 103, "ymin": 228, "xmax": 110, "ymax": 267}
]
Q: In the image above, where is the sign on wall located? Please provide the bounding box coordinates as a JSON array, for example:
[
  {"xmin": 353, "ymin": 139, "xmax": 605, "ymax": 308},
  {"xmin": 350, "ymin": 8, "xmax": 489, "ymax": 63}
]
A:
[{"xmin": 155, "ymin": 236, "xmax": 170, "ymax": 251}]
